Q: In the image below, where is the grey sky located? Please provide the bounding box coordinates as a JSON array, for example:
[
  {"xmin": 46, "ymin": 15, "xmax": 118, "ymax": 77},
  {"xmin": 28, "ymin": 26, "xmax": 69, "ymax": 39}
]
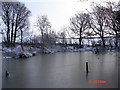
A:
[
  {"xmin": 19, "ymin": 0, "xmax": 95, "ymax": 34},
  {"xmin": 5, "ymin": 0, "xmax": 120, "ymax": 35},
  {"xmin": 0, "ymin": 0, "xmax": 119, "ymax": 42},
  {"xmin": 0, "ymin": 0, "xmax": 119, "ymax": 41}
]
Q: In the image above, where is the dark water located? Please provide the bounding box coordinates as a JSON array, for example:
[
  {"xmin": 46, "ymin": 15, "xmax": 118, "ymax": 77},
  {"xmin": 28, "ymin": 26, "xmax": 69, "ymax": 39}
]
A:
[{"xmin": 2, "ymin": 52, "xmax": 118, "ymax": 88}]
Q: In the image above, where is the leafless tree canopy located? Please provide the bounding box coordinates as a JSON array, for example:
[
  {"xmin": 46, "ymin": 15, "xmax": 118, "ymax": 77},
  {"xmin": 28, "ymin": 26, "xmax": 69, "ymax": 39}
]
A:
[
  {"xmin": 36, "ymin": 15, "xmax": 57, "ymax": 49},
  {"xmin": 2, "ymin": 2, "xmax": 31, "ymax": 47},
  {"xmin": 36, "ymin": 15, "xmax": 51, "ymax": 40},
  {"xmin": 1, "ymin": 1, "xmax": 120, "ymax": 48},
  {"xmin": 70, "ymin": 13, "xmax": 90, "ymax": 47},
  {"xmin": 90, "ymin": 4, "xmax": 109, "ymax": 47}
]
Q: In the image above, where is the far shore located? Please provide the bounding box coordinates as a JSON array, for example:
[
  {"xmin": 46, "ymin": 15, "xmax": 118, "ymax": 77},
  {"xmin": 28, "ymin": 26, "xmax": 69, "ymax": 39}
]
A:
[{"xmin": 2, "ymin": 45, "xmax": 120, "ymax": 59}]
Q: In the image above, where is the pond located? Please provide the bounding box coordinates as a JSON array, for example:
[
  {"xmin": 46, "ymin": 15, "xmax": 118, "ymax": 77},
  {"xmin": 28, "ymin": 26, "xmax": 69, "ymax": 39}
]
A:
[{"xmin": 2, "ymin": 51, "xmax": 118, "ymax": 88}]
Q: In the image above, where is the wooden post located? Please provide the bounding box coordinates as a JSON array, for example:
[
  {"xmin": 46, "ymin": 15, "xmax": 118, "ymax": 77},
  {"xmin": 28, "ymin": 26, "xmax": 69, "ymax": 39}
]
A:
[
  {"xmin": 5, "ymin": 70, "xmax": 9, "ymax": 78},
  {"xmin": 86, "ymin": 62, "xmax": 89, "ymax": 73}
]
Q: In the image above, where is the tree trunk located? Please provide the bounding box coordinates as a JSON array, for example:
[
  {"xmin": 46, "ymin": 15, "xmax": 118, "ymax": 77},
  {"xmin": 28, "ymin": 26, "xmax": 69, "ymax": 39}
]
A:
[
  {"xmin": 13, "ymin": 30, "xmax": 17, "ymax": 46},
  {"xmin": 101, "ymin": 25, "xmax": 105, "ymax": 47},
  {"xmin": 101, "ymin": 37, "xmax": 105, "ymax": 47},
  {"xmin": 115, "ymin": 31, "xmax": 118, "ymax": 47},
  {"xmin": 6, "ymin": 26, "xmax": 10, "ymax": 47},
  {"xmin": 79, "ymin": 28, "xmax": 82, "ymax": 48},
  {"xmin": 21, "ymin": 30, "xmax": 24, "ymax": 50},
  {"xmin": 10, "ymin": 22, "xmax": 14, "ymax": 46},
  {"xmin": 41, "ymin": 31, "xmax": 44, "ymax": 53},
  {"xmin": 6, "ymin": 16, "xmax": 10, "ymax": 47},
  {"xmin": 79, "ymin": 38, "xmax": 82, "ymax": 48}
]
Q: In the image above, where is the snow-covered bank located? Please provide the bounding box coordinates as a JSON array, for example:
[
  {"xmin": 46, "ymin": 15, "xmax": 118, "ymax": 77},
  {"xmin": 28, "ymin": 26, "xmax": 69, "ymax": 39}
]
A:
[
  {"xmin": 2, "ymin": 45, "xmax": 120, "ymax": 58},
  {"xmin": 2, "ymin": 45, "xmax": 41, "ymax": 58}
]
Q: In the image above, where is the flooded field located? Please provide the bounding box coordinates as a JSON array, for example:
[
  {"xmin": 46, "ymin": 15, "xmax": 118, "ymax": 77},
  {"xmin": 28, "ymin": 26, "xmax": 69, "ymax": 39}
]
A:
[{"xmin": 2, "ymin": 51, "xmax": 119, "ymax": 88}]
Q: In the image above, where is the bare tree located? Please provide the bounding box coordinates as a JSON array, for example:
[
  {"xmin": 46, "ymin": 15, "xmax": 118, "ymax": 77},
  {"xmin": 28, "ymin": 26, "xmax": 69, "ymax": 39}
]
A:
[
  {"xmin": 90, "ymin": 4, "xmax": 109, "ymax": 47},
  {"xmin": 19, "ymin": 20, "xmax": 29, "ymax": 50},
  {"xmin": 42, "ymin": 30, "xmax": 57, "ymax": 47},
  {"xmin": 70, "ymin": 12, "xmax": 90, "ymax": 47},
  {"xmin": 36, "ymin": 15, "xmax": 53, "ymax": 51},
  {"xmin": 1, "ymin": 2, "xmax": 31, "ymax": 47},
  {"xmin": 36, "ymin": 15, "xmax": 51, "ymax": 43},
  {"xmin": 84, "ymin": 30, "xmax": 95, "ymax": 46},
  {"xmin": 105, "ymin": 2, "xmax": 120, "ymax": 47},
  {"xmin": 59, "ymin": 31, "xmax": 66, "ymax": 45}
]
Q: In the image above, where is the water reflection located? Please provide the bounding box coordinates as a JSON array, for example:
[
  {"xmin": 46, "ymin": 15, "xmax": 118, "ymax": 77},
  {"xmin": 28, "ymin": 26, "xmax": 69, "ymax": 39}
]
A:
[{"xmin": 2, "ymin": 52, "xmax": 118, "ymax": 88}]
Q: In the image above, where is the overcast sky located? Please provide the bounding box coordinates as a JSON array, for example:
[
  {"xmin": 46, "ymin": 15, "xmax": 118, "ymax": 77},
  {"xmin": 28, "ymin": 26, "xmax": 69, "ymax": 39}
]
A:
[
  {"xmin": 17, "ymin": 0, "xmax": 119, "ymax": 35},
  {"xmin": 17, "ymin": 0, "xmax": 95, "ymax": 34},
  {"xmin": 0, "ymin": 0, "xmax": 119, "ymax": 41},
  {"xmin": 24, "ymin": 0, "xmax": 91, "ymax": 31}
]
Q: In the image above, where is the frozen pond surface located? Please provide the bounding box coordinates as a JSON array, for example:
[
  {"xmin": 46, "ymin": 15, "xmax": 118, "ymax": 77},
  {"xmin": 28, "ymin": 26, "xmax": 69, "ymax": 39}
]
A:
[{"xmin": 2, "ymin": 51, "xmax": 118, "ymax": 88}]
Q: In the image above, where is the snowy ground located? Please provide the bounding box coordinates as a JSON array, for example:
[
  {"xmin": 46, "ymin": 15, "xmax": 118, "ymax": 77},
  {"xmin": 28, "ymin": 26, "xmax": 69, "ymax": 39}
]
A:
[
  {"xmin": 2, "ymin": 45, "xmax": 41, "ymax": 58},
  {"xmin": 2, "ymin": 45, "xmax": 120, "ymax": 58}
]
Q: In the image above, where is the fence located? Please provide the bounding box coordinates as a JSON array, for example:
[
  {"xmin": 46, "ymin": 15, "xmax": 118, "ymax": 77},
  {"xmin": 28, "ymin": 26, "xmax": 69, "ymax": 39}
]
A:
[{"xmin": 56, "ymin": 37, "xmax": 120, "ymax": 47}]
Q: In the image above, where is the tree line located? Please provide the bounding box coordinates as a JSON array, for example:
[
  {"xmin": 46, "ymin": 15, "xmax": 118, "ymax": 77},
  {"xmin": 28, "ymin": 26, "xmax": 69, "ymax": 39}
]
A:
[
  {"xmin": 70, "ymin": 2, "xmax": 120, "ymax": 47},
  {"xmin": 1, "ymin": 1, "xmax": 120, "ymax": 49},
  {"xmin": 1, "ymin": 2, "xmax": 31, "ymax": 48}
]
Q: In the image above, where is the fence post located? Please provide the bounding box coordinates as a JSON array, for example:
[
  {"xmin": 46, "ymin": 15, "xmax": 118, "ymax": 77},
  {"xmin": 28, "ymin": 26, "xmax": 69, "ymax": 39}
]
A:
[{"xmin": 86, "ymin": 62, "xmax": 89, "ymax": 73}]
